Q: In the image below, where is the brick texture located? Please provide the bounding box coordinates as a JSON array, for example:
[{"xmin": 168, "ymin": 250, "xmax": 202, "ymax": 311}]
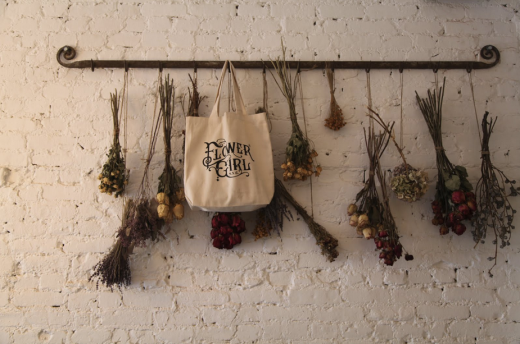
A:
[{"xmin": 0, "ymin": 0, "xmax": 519, "ymax": 343}]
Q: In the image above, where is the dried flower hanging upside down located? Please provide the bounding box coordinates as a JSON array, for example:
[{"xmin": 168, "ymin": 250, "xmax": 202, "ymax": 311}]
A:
[
  {"xmin": 156, "ymin": 74, "xmax": 185, "ymax": 224},
  {"xmin": 472, "ymin": 112, "xmax": 519, "ymax": 276},
  {"xmin": 416, "ymin": 78, "xmax": 474, "ymax": 236},
  {"xmin": 99, "ymin": 90, "xmax": 129, "ymax": 197},
  {"xmin": 324, "ymin": 66, "xmax": 346, "ymax": 131},
  {"xmin": 270, "ymin": 43, "xmax": 321, "ymax": 181}
]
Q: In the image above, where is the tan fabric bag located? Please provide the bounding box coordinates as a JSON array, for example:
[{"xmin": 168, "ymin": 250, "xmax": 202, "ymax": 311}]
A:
[{"xmin": 184, "ymin": 61, "xmax": 274, "ymax": 212}]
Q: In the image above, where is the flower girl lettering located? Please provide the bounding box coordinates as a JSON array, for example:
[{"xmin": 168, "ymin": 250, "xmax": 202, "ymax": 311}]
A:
[{"xmin": 203, "ymin": 139, "xmax": 255, "ymax": 180}]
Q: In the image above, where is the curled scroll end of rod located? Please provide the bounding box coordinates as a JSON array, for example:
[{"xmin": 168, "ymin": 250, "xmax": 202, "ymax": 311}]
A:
[
  {"xmin": 56, "ymin": 46, "xmax": 76, "ymax": 67},
  {"xmin": 480, "ymin": 45, "xmax": 500, "ymax": 66}
]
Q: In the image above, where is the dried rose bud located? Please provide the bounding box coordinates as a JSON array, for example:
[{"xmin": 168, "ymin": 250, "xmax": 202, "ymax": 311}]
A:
[
  {"xmin": 157, "ymin": 204, "xmax": 169, "ymax": 218},
  {"xmin": 362, "ymin": 227, "xmax": 374, "ymax": 239},
  {"xmin": 439, "ymin": 225, "xmax": 449, "ymax": 235},
  {"xmin": 467, "ymin": 200, "xmax": 476, "ymax": 212},
  {"xmin": 378, "ymin": 230, "xmax": 388, "ymax": 238},
  {"xmin": 451, "ymin": 190, "xmax": 466, "ymax": 204},
  {"xmin": 465, "ymin": 191, "xmax": 475, "ymax": 200},
  {"xmin": 173, "ymin": 203, "xmax": 184, "ymax": 220},
  {"xmin": 281, "ymin": 163, "xmax": 287, "ymax": 170},
  {"xmin": 347, "ymin": 204, "xmax": 358, "ymax": 216},
  {"xmin": 349, "ymin": 214, "xmax": 359, "ymax": 227},
  {"xmin": 358, "ymin": 214, "xmax": 369, "ymax": 228},
  {"xmin": 176, "ymin": 188, "xmax": 185, "ymax": 202},
  {"xmin": 458, "ymin": 204, "xmax": 471, "ymax": 218},
  {"xmin": 156, "ymin": 193, "xmax": 169, "ymax": 205},
  {"xmin": 453, "ymin": 223, "xmax": 466, "ymax": 236}
]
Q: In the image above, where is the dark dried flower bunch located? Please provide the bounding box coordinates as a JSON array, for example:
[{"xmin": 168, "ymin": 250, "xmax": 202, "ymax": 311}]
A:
[
  {"xmin": 270, "ymin": 44, "xmax": 321, "ymax": 181},
  {"xmin": 253, "ymin": 180, "xmax": 293, "ymax": 240},
  {"xmin": 472, "ymin": 112, "xmax": 518, "ymax": 276},
  {"xmin": 416, "ymin": 79, "xmax": 474, "ymax": 236},
  {"xmin": 89, "ymin": 241, "xmax": 131, "ymax": 291},
  {"xmin": 89, "ymin": 200, "xmax": 134, "ymax": 290},
  {"xmin": 324, "ymin": 66, "xmax": 346, "ymax": 131},
  {"xmin": 98, "ymin": 90, "xmax": 128, "ymax": 197},
  {"xmin": 348, "ymin": 125, "xmax": 412, "ymax": 266},
  {"xmin": 211, "ymin": 213, "xmax": 246, "ymax": 249},
  {"xmin": 117, "ymin": 199, "xmax": 161, "ymax": 248},
  {"xmin": 275, "ymin": 178, "xmax": 338, "ymax": 261}
]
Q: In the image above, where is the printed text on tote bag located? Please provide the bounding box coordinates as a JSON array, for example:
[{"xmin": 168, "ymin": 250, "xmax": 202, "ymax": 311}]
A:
[{"xmin": 203, "ymin": 139, "xmax": 255, "ymax": 180}]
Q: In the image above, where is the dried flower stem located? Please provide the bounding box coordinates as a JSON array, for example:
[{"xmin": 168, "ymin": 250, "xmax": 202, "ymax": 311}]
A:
[
  {"xmin": 473, "ymin": 112, "xmax": 518, "ymax": 276},
  {"xmin": 275, "ymin": 178, "xmax": 338, "ymax": 261}
]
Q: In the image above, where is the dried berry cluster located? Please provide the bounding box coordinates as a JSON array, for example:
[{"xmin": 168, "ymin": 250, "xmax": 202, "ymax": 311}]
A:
[
  {"xmin": 211, "ymin": 213, "xmax": 246, "ymax": 249},
  {"xmin": 99, "ymin": 90, "xmax": 128, "ymax": 197},
  {"xmin": 416, "ymin": 79, "xmax": 474, "ymax": 236},
  {"xmin": 324, "ymin": 67, "xmax": 346, "ymax": 131}
]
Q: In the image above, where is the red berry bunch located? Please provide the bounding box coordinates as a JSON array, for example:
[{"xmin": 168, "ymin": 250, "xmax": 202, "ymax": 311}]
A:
[
  {"xmin": 432, "ymin": 191, "xmax": 476, "ymax": 236},
  {"xmin": 210, "ymin": 213, "xmax": 246, "ymax": 249}
]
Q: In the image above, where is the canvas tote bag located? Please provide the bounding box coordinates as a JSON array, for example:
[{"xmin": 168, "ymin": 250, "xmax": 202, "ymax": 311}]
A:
[{"xmin": 184, "ymin": 61, "xmax": 274, "ymax": 212}]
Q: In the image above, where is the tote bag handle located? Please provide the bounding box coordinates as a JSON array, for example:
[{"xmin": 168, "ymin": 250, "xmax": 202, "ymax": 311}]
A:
[{"xmin": 210, "ymin": 61, "xmax": 248, "ymax": 118}]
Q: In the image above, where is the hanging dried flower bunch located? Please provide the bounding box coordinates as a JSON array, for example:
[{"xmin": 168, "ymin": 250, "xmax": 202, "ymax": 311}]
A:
[
  {"xmin": 211, "ymin": 213, "xmax": 246, "ymax": 249},
  {"xmin": 270, "ymin": 45, "xmax": 321, "ymax": 181},
  {"xmin": 156, "ymin": 75, "xmax": 184, "ymax": 224},
  {"xmin": 98, "ymin": 90, "xmax": 129, "ymax": 197},
  {"xmin": 347, "ymin": 125, "xmax": 412, "ymax": 265},
  {"xmin": 90, "ymin": 74, "xmax": 164, "ymax": 290},
  {"xmin": 275, "ymin": 178, "xmax": 338, "ymax": 261},
  {"xmin": 253, "ymin": 180, "xmax": 293, "ymax": 240},
  {"xmin": 324, "ymin": 66, "xmax": 346, "ymax": 131},
  {"xmin": 368, "ymin": 108, "xmax": 429, "ymax": 203},
  {"xmin": 473, "ymin": 112, "xmax": 518, "ymax": 275},
  {"xmin": 89, "ymin": 200, "xmax": 132, "ymax": 290},
  {"xmin": 416, "ymin": 78, "xmax": 475, "ymax": 236}
]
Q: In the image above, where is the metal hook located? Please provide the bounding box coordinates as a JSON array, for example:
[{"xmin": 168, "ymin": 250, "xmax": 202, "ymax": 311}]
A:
[
  {"xmin": 158, "ymin": 62, "xmax": 163, "ymax": 73},
  {"xmin": 124, "ymin": 61, "xmax": 128, "ymax": 72},
  {"xmin": 365, "ymin": 68, "xmax": 370, "ymax": 73},
  {"xmin": 399, "ymin": 63, "xmax": 404, "ymax": 73},
  {"xmin": 262, "ymin": 64, "xmax": 266, "ymax": 74},
  {"xmin": 466, "ymin": 67, "xmax": 472, "ymax": 74},
  {"xmin": 331, "ymin": 61, "xmax": 335, "ymax": 73},
  {"xmin": 91, "ymin": 59, "xmax": 94, "ymax": 72},
  {"xmin": 433, "ymin": 67, "xmax": 438, "ymax": 73},
  {"xmin": 227, "ymin": 62, "xmax": 231, "ymax": 73},
  {"xmin": 297, "ymin": 63, "xmax": 301, "ymax": 74},
  {"xmin": 193, "ymin": 61, "xmax": 197, "ymax": 74}
]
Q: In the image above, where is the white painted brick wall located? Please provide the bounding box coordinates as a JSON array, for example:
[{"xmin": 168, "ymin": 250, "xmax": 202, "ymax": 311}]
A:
[{"xmin": 0, "ymin": 0, "xmax": 519, "ymax": 343}]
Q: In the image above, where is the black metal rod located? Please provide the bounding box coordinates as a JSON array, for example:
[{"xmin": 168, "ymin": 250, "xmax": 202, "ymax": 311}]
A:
[{"xmin": 57, "ymin": 45, "xmax": 500, "ymax": 71}]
